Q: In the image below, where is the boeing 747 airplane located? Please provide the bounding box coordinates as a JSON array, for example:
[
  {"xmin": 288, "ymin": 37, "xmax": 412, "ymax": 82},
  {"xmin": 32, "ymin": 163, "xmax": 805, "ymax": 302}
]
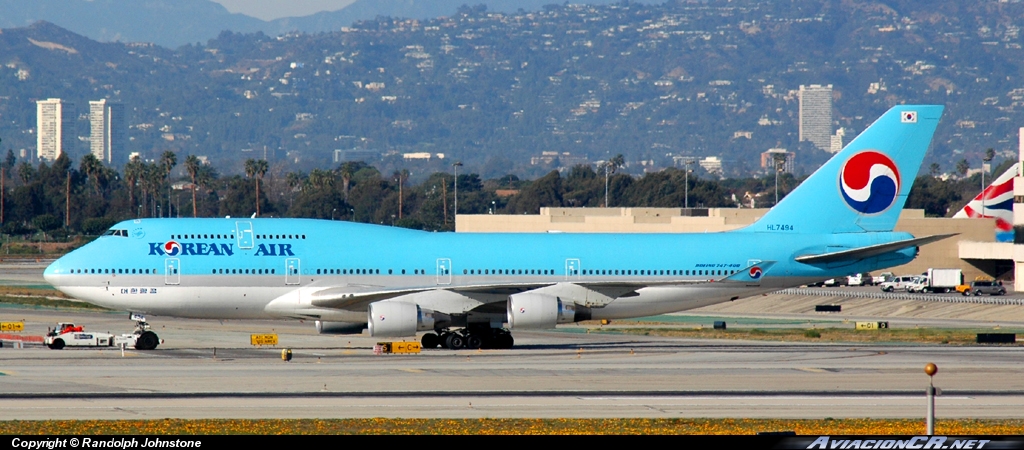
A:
[{"xmin": 44, "ymin": 105, "xmax": 948, "ymax": 350}]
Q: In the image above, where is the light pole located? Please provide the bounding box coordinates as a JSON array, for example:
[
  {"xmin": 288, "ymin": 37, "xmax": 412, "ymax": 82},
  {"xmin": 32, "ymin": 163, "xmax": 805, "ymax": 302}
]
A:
[
  {"xmin": 982, "ymin": 151, "xmax": 993, "ymax": 216},
  {"xmin": 452, "ymin": 161, "xmax": 462, "ymax": 217},
  {"xmin": 925, "ymin": 363, "xmax": 938, "ymax": 435},
  {"xmin": 684, "ymin": 158, "xmax": 694, "ymax": 209},
  {"xmin": 491, "ymin": 200, "xmax": 496, "ymax": 214},
  {"xmin": 775, "ymin": 158, "xmax": 786, "ymax": 206},
  {"xmin": 332, "ymin": 208, "xmax": 336, "ymax": 221},
  {"xmin": 604, "ymin": 162, "xmax": 609, "ymax": 208}
]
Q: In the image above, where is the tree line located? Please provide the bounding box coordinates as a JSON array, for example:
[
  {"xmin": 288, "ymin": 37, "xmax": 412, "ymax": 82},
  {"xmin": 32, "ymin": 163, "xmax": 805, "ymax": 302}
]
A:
[{"xmin": 0, "ymin": 142, "xmax": 1008, "ymax": 240}]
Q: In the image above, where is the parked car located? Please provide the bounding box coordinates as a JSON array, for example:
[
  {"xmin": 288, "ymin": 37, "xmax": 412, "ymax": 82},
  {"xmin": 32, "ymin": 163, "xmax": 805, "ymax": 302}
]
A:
[
  {"xmin": 873, "ymin": 272, "xmax": 895, "ymax": 285},
  {"xmin": 823, "ymin": 277, "xmax": 848, "ymax": 287},
  {"xmin": 964, "ymin": 280, "xmax": 1007, "ymax": 296},
  {"xmin": 847, "ymin": 273, "xmax": 874, "ymax": 286},
  {"xmin": 879, "ymin": 275, "xmax": 920, "ymax": 292}
]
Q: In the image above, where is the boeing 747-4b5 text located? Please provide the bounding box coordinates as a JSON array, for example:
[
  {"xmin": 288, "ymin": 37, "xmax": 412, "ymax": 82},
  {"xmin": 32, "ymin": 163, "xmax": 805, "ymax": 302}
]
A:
[{"xmin": 45, "ymin": 105, "xmax": 950, "ymax": 350}]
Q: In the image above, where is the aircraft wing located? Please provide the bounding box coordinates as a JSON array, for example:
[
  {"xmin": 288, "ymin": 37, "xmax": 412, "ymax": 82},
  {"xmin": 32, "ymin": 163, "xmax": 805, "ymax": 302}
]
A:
[
  {"xmin": 794, "ymin": 234, "xmax": 956, "ymax": 264},
  {"xmin": 307, "ymin": 261, "xmax": 778, "ymax": 313}
]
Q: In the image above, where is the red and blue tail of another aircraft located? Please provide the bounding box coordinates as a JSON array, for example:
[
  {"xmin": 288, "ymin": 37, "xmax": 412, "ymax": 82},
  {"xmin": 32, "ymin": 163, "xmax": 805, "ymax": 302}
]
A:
[{"xmin": 953, "ymin": 162, "xmax": 1018, "ymax": 242}]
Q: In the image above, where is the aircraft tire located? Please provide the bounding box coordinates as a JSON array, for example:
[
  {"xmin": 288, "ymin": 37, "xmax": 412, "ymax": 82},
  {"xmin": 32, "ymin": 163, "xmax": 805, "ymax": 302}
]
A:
[
  {"xmin": 48, "ymin": 339, "xmax": 65, "ymax": 350},
  {"xmin": 498, "ymin": 333, "xmax": 514, "ymax": 349},
  {"xmin": 135, "ymin": 331, "xmax": 159, "ymax": 350},
  {"xmin": 421, "ymin": 333, "xmax": 440, "ymax": 349},
  {"xmin": 466, "ymin": 334, "xmax": 483, "ymax": 349},
  {"xmin": 445, "ymin": 333, "xmax": 465, "ymax": 350}
]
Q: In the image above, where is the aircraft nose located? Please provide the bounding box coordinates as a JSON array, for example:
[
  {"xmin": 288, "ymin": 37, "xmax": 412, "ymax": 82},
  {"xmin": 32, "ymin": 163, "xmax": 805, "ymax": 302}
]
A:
[{"xmin": 43, "ymin": 258, "xmax": 61, "ymax": 286}]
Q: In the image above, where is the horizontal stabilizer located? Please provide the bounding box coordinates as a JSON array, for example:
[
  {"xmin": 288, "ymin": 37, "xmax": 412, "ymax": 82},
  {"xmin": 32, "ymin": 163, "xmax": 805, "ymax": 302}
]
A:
[{"xmin": 794, "ymin": 234, "xmax": 957, "ymax": 264}]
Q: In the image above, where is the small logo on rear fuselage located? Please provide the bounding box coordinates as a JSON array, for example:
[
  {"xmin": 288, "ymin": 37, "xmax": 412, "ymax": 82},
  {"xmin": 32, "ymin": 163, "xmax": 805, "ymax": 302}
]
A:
[{"xmin": 749, "ymin": 267, "xmax": 762, "ymax": 279}]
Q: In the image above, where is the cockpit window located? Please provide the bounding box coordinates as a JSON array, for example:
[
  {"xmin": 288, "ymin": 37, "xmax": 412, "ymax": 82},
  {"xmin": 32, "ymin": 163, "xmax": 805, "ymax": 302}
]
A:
[{"xmin": 103, "ymin": 229, "xmax": 129, "ymax": 237}]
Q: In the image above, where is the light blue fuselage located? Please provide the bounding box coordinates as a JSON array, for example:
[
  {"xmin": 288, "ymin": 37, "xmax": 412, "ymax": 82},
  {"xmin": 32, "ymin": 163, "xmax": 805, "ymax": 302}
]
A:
[{"xmin": 44, "ymin": 217, "xmax": 916, "ymax": 321}]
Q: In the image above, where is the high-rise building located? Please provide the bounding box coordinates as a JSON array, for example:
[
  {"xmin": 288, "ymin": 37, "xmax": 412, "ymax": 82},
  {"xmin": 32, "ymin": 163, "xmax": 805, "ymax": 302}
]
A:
[
  {"xmin": 799, "ymin": 84, "xmax": 833, "ymax": 152},
  {"xmin": 36, "ymin": 98, "xmax": 76, "ymax": 161},
  {"xmin": 89, "ymin": 99, "xmax": 125, "ymax": 164}
]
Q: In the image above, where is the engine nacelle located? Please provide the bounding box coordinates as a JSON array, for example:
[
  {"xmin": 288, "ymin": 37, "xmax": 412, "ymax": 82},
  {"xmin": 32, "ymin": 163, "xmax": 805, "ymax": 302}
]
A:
[
  {"xmin": 507, "ymin": 293, "xmax": 585, "ymax": 330},
  {"xmin": 314, "ymin": 321, "xmax": 367, "ymax": 335},
  {"xmin": 367, "ymin": 301, "xmax": 440, "ymax": 337}
]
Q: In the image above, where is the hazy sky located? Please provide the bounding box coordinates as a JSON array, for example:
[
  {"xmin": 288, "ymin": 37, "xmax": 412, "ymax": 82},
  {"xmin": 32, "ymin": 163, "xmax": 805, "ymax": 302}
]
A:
[{"xmin": 212, "ymin": 0, "xmax": 357, "ymax": 21}]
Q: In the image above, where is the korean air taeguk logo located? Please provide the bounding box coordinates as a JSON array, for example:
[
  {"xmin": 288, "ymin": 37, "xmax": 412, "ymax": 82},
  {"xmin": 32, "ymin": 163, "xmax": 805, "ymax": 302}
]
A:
[
  {"xmin": 748, "ymin": 266, "xmax": 763, "ymax": 279},
  {"xmin": 163, "ymin": 241, "xmax": 181, "ymax": 256},
  {"xmin": 839, "ymin": 151, "xmax": 901, "ymax": 214}
]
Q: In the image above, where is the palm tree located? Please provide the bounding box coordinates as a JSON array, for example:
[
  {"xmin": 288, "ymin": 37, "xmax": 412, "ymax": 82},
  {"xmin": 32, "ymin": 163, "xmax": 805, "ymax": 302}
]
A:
[
  {"xmin": 79, "ymin": 153, "xmax": 103, "ymax": 196},
  {"xmin": 286, "ymin": 171, "xmax": 304, "ymax": 191},
  {"xmin": 0, "ymin": 145, "xmax": 14, "ymax": 226},
  {"xmin": 124, "ymin": 155, "xmax": 144, "ymax": 212},
  {"xmin": 307, "ymin": 168, "xmax": 335, "ymax": 191},
  {"xmin": 254, "ymin": 159, "xmax": 268, "ymax": 216},
  {"xmin": 244, "ymin": 158, "xmax": 270, "ymax": 216},
  {"xmin": 184, "ymin": 155, "xmax": 200, "ymax": 217},
  {"xmin": 338, "ymin": 162, "xmax": 356, "ymax": 202},
  {"xmin": 161, "ymin": 151, "xmax": 177, "ymax": 216},
  {"xmin": 142, "ymin": 163, "xmax": 164, "ymax": 217}
]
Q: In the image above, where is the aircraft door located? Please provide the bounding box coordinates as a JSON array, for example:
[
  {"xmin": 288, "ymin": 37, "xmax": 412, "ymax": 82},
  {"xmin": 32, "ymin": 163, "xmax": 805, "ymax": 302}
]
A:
[
  {"xmin": 285, "ymin": 258, "xmax": 300, "ymax": 285},
  {"xmin": 235, "ymin": 221, "xmax": 254, "ymax": 249},
  {"xmin": 164, "ymin": 258, "xmax": 180, "ymax": 285},
  {"xmin": 565, "ymin": 258, "xmax": 581, "ymax": 280},
  {"xmin": 436, "ymin": 258, "xmax": 452, "ymax": 285}
]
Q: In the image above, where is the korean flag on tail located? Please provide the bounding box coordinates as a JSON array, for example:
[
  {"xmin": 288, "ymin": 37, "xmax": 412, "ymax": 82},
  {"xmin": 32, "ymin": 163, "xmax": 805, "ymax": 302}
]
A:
[{"xmin": 901, "ymin": 111, "xmax": 917, "ymax": 123}]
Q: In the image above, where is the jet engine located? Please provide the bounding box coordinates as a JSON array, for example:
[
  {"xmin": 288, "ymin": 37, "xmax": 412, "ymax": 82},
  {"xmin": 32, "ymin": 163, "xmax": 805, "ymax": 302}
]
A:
[
  {"xmin": 507, "ymin": 292, "xmax": 589, "ymax": 329},
  {"xmin": 314, "ymin": 321, "xmax": 367, "ymax": 335},
  {"xmin": 367, "ymin": 301, "xmax": 443, "ymax": 337}
]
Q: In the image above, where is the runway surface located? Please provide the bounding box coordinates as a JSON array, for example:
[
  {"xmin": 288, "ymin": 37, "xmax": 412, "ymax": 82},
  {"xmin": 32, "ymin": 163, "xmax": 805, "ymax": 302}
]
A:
[{"xmin": 2, "ymin": 308, "xmax": 1023, "ymax": 419}]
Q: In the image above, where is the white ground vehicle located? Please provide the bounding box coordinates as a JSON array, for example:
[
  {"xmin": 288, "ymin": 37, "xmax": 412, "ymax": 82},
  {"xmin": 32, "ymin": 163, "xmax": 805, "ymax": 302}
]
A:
[
  {"xmin": 919, "ymin": 268, "xmax": 963, "ymax": 293},
  {"xmin": 44, "ymin": 319, "xmax": 160, "ymax": 350},
  {"xmin": 873, "ymin": 272, "xmax": 895, "ymax": 285},
  {"xmin": 847, "ymin": 273, "xmax": 874, "ymax": 286},
  {"xmin": 879, "ymin": 275, "xmax": 920, "ymax": 292}
]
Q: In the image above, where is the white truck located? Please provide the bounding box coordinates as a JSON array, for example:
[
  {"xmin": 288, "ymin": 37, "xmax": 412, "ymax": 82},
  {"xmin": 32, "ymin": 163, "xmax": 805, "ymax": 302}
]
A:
[
  {"xmin": 879, "ymin": 275, "xmax": 920, "ymax": 292},
  {"xmin": 910, "ymin": 268, "xmax": 963, "ymax": 293},
  {"xmin": 44, "ymin": 319, "xmax": 160, "ymax": 350}
]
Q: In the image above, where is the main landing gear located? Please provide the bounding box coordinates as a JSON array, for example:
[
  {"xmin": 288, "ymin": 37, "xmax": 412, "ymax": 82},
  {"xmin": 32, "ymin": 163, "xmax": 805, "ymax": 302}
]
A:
[{"xmin": 420, "ymin": 326, "xmax": 514, "ymax": 350}]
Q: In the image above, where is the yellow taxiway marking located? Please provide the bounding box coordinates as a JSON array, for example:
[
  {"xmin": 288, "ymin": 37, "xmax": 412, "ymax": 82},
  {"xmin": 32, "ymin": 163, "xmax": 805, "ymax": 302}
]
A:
[{"xmin": 399, "ymin": 368, "xmax": 425, "ymax": 373}]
